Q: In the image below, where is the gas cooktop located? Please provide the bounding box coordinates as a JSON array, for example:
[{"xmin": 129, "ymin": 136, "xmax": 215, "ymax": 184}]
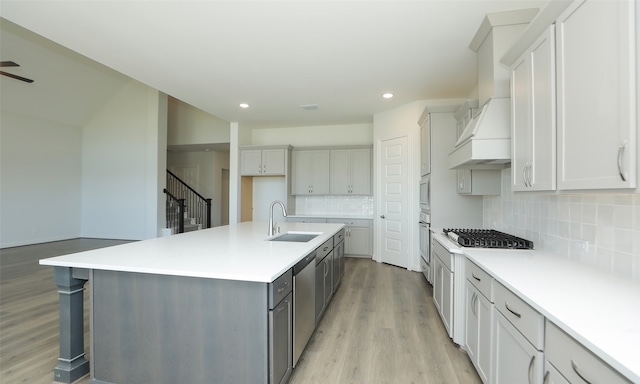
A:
[{"xmin": 443, "ymin": 229, "xmax": 534, "ymax": 250}]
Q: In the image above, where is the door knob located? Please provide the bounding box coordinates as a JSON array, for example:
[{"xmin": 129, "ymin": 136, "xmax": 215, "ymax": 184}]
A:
[{"xmin": 380, "ymin": 215, "xmax": 385, "ymax": 219}]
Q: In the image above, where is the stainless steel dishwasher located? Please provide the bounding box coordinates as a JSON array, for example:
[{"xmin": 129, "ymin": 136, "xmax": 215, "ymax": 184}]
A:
[{"xmin": 293, "ymin": 251, "xmax": 316, "ymax": 367}]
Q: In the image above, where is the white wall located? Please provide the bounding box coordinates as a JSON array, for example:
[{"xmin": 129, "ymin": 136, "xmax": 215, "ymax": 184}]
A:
[
  {"xmin": 167, "ymin": 150, "xmax": 230, "ymax": 227},
  {"xmin": 251, "ymin": 123, "xmax": 372, "ymax": 146},
  {"xmin": 484, "ymin": 169, "xmax": 640, "ymax": 281},
  {"xmin": 81, "ymin": 80, "xmax": 166, "ymax": 240},
  {"xmin": 0, "ymin": 111, "xmax": 82, "ymax": 247},
  {"xmin": 147, "ymin": 91, "xmax": 168, "ymax": 238},
  {"xmin": 167, "ymin": 97, "xmax": 230, "ymax": 145},
  {"xmin": 230, "ymin": 123, "xmax": 242, "ymax": 223}
]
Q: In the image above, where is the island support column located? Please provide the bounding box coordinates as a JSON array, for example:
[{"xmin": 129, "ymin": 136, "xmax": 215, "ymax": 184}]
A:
[{"xmin": 53, "ymin": 267, "xmax": 90, "ymax": 383}]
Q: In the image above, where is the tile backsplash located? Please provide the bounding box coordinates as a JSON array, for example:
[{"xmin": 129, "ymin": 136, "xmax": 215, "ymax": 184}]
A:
[
  {"xmin": 294, "ymin": 195, "xmax": 374, "ymax": 217},
  {"xmin": 484, "ymin": 169, "xmax": 640, "ymax": 281}
]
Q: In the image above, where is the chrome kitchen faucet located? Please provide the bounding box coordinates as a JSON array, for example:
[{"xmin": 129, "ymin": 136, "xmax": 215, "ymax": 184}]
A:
[{"xmin": 268, "ymin": 200, "xmax": 287, "ymax": 236}]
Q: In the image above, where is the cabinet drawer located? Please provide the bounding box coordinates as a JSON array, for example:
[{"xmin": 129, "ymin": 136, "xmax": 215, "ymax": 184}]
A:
[
  {"xmin": 493, "ymin": 281, "xmax": 543, "ymax": 349},
  {"xmin": 316, "ymin": 238, "xmax": 334, "ymax": 263},
  {"xmin": 546, "ymin": 321, "xmax": 631, "ymax": 384},
  {"xmin": 326, "ymin": 218, "xmax": 371, "ymax": 228},
  {"xmin": 465, "ymin": 259, "xmax": 492, "ymax": 301},
  {"xmin": 269, "ymin": 269, "xmax": 292, "ymax": 309},
  {"xmin": 333, "ymin": 228, "xmax": 345, "ymax": 244},
  {"xmin": 286, "ymin": 217, "xmax": 327, "ymax": 223},
  {"xmin": 432, "ymin": 238, "xmax": 453, "ymax": 271}
]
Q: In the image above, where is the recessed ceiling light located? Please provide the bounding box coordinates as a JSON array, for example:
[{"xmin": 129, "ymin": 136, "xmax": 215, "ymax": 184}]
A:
[
  {"xmin": 239, "ymin": 103, "xmax": 249, "ymax": 108},
  {"xmin": 382, "ymin": 93, "xmax": 394, "ymax": 99}
]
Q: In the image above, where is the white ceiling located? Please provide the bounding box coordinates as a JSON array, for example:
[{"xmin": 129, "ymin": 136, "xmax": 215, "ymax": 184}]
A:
[{"xmin": 0, "ymin": 1, "xmax": 549, "ymax": 129}]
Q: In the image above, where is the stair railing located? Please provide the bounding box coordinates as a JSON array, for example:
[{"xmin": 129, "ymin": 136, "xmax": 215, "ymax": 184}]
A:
[
  {"xmin": 164, "ymin": 170, "xmax": 212, "ymax": 233},
  {"xmin": 163, "ymin": 189, "xmax": 185, "ymax": 234}
]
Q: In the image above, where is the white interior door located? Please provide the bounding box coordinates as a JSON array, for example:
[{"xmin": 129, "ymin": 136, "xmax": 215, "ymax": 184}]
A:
[{"xmin": 379, "ymin": 135, "xmax": 409, "ymax": 269}]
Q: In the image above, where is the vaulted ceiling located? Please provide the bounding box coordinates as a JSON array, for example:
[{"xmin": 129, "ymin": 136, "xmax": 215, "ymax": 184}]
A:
[{"xmin": 0, "ymin": 1, "xmax": 548, "ymax": 129}]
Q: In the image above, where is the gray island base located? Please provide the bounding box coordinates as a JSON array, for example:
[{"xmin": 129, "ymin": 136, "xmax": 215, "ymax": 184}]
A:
[
  {"xmin": 91, "ymin": 270, "xmax": 273, "ymax": 383},
  {"xmin": 41, "ymin": 222, "xmax": 345, "ymax": 384}
]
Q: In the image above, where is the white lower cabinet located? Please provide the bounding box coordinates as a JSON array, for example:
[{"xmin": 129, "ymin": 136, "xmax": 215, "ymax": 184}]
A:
[
  {"xmin": 493, "ymin": 281, "xmax": 544, "ymax": 384},
  {"xmin": 465, "ymin": 260, "xmax": 493, "ymax": 383},
  {"xmin": 286, "ymin": 217, "xmax": 327, "ymax": 224},
  {"xmin": 433, "ymin": 256, "xmax": 452, "ymax": 336},
  {"xmin": 456, "ymin": 257, "xmax": 632, "ymax": 384},
  {"xmin": 493, "ymin": 311, "xmax": 544, "ymax": 384},
  {"xmin": 544, "ymin": 361, "xmax": 570, "ymax": 384},
  {"xmin": 325, "ymin": 218, "xmax": 372, "ymax": 256},
  {"xmin": 432, "ymin": 248, "xmax": 453, "ymax": 338},
  {"xmin": 545, "ymin": 320, "xmax": 631, "ymax": 384}
]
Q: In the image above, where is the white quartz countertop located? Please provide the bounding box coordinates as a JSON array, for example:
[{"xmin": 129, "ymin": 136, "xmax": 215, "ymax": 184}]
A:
[
  {"xmin": 40, "ymin": 222, "xmax": 344, "ymax": 283},
  {"xmin": 430, "ymin": 228, "xmax": 640, "ymax": 382}
]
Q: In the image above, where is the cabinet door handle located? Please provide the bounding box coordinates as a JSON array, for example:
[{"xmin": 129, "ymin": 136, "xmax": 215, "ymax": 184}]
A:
[
  {"xmin": 527, "ymin": 355, "xmax": 535, "ymax": 384},
  {"xmin": 505, "ymin": 302, "xmax": 522, "ymax": 318},
  {"xmin": 472, "ymin": 292, "xmax": 476, "ymax": 316},
  {"xmin": 543, "ymin": 371, "xmax": 550, "ymax": 384},
  {"xmin": 323, "ymin": 246, "xmax": 329, "ymax": 252},
  {"xmin": 618, "ymin": 141, "xmax": 627, "ymax": 181},
  {"xmin": 522, "ymin": 164, "xmax": 528, "ymax": 187},
  {"xmin": 471, "ymin": 292, "xmax": 477, "ymax": 317},
  {"xmin": 472, "ymin": 273, "xmax": 481, "ymax": 282},
  {"xmin": 527, "ymin": 163, "xmax": 533, "ymax": 187},
  {"xmin": 571, "ymin": 360, "xmax": 593, "ymax": 384}
]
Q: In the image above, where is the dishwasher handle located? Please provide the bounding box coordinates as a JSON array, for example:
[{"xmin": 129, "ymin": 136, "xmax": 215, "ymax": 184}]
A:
[{"xmin": 293, "ymin": 251, "xmax": 316, "ymax": 274}]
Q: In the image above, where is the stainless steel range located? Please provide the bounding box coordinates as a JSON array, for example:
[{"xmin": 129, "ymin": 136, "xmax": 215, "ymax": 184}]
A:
[{"xmin": 443, "ymin": 229, "xmax": 534, "ymax": 249}]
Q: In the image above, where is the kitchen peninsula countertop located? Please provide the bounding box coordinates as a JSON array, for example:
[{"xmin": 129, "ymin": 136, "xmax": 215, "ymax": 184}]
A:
[
  {"xmin": 431, "ymin": 228, "xmax": 640, "ymax": 383},
  {"xmin": 40, "ymin": 221, "xmax": 344, "ymax": 283}
]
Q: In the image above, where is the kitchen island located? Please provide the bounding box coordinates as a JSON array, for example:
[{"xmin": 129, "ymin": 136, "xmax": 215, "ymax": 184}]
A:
[{"xmin": 40, "ymin": 221, "xmax": 344, "ymax": 384}]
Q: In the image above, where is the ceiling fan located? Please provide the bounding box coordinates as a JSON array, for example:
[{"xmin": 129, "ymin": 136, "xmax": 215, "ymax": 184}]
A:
[{"xmin": 0, "ymin": 61, "xmax": 34, "ymax": 83}]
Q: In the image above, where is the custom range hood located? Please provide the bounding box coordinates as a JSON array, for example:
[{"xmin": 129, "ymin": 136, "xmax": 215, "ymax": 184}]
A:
[
  {"xmin": 449, "ymin": 9, "xmax": 538, "ymax": 170},
  {"xmin": 449, "ymin": 97, "xmax": 511, "ymax": 168}
]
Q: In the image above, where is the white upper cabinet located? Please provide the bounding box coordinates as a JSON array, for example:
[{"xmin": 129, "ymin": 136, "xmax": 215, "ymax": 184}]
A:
[
  {"xmin": 556, "ymin": 0, "xmax": 637, "ymax": 190},
  {"xmin": 420, "ymin": 112, "xmax": 431, "ymax": 176},
  {"xmin": 291, "ymin": 150, "xmax": 330, "ymax": 195},
  {"xmin": 330, "ymin": 148, "xmax": 372, "ymax": 195},
  {"xmin": 240, "ymin": 147, "xmax": 288, "ymax": 176},
  {"xmin": 511, "ymin": 25, "xmax": 556, "ymax": 192}
]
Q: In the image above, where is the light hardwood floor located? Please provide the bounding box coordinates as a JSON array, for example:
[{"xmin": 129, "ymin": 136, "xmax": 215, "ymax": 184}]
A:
[{"xmin": 1, "ymin": 239, "xmax": 481, "ymax": 384}]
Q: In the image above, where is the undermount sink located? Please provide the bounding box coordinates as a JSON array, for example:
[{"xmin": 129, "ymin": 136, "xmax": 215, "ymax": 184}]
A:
[{"xmin": 268, "ymin": 232, "xmax": 320, "ymax": 242}]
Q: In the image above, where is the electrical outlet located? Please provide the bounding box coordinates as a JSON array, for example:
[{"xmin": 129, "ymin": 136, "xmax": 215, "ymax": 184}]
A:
[
  {"xmin": 570, "ymin": 239, "xmax": 590, "ymax": 256},
  {"xmin": 576, "ymin": 239, "xmax": 589, "ymax": 253}
]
